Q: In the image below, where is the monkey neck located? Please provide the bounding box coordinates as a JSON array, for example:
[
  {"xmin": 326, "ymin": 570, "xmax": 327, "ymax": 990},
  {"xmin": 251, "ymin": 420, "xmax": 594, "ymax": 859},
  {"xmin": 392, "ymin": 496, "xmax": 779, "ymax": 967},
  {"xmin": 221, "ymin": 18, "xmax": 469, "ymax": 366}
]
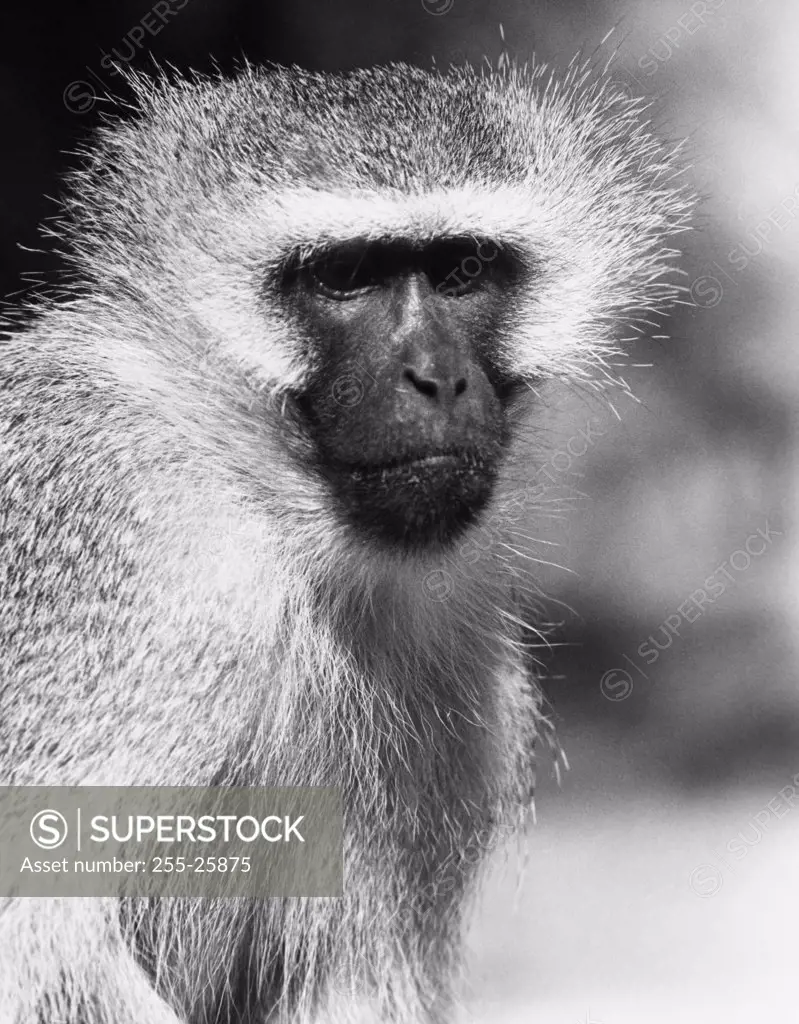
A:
[{"xmin": 282, "ymin": 539, "xmax": 538, "ymax": 828}]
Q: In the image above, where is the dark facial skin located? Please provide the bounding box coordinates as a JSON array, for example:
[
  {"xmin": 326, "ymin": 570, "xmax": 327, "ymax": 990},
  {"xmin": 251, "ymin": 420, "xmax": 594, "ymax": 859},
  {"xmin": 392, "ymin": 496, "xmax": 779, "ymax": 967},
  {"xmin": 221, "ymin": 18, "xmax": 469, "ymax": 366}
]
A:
[{"xmin": 285, "ymin": 236, "xmax": 525, "ymax": 548}]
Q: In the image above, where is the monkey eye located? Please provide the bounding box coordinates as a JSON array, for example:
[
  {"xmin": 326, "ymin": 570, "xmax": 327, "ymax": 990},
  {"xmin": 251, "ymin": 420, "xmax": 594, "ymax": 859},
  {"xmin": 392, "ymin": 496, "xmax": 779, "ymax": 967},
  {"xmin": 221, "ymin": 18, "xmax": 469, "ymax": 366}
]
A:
[
  {"xmin": 425, "ymin": 238, "xmax": 506, "ymax": 297},
  {"xmin": 289, "ymin": 237, "xmax": 520, "ymax": 301},
  {"xmin": 306, "ymin": 247, "xmax": 382, "ymax": 298}
]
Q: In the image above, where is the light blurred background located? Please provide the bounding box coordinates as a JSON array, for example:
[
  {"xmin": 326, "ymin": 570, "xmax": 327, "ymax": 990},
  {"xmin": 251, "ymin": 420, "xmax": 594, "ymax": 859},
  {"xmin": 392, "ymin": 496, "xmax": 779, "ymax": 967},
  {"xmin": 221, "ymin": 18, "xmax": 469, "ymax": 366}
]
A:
[{"xmin": 2, "ymin": 0, "xmax": 797, "ymax": 1020}]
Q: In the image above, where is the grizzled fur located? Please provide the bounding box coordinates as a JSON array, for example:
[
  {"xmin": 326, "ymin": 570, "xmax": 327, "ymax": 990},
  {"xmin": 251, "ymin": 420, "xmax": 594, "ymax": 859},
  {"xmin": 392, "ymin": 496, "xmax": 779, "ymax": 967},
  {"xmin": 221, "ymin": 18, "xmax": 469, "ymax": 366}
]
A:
[{"xmin": 0, "ymin": 62, "xmax": 691, "ymax": 1023}]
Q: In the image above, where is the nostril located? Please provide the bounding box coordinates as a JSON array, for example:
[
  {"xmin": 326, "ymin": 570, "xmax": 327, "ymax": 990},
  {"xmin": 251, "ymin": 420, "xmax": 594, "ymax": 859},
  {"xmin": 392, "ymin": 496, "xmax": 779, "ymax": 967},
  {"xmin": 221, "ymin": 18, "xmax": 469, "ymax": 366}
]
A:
[
  {"xmin": 403, "ymin": 367, "xmax": 469, "ymax": 401},
  {"xmin": 404, "ymin": 367, "xmax": 439, "ymax": 398}
]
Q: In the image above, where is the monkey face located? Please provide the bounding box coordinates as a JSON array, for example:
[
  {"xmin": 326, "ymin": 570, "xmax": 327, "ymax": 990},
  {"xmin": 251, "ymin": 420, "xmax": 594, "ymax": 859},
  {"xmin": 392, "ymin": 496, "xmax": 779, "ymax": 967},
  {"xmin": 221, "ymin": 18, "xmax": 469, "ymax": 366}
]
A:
[
  {"xmin": 57, "ymin": 64, "xmax": 690, "ymax": 557},
  {"xmin": 282, "ymin": 236, "xmax": 526, "ymax": 548}
]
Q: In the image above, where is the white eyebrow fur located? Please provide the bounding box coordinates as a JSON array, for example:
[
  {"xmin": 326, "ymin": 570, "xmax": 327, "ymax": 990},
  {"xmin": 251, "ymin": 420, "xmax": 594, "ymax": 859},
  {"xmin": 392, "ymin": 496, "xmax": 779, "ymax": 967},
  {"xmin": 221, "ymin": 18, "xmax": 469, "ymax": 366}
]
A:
[{"xmin": 263, "ymin": 186, "xmax": 554, "ymax": 252}]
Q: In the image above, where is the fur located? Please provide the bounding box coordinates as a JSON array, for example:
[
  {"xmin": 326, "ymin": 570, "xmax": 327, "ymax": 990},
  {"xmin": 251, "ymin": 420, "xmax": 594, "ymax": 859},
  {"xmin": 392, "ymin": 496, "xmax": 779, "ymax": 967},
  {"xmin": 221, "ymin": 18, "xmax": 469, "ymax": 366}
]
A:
[{"xmin": 0, "ymin": 61, "xmax": 691, "ymax": 1023}]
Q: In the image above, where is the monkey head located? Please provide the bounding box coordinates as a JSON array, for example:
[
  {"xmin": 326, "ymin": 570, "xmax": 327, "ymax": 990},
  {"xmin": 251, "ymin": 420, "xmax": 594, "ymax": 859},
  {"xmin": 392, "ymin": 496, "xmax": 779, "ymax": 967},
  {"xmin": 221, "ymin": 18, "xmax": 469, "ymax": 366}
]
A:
[{"xmin": 58, "ymin": 65, "xmax": 691, "ymax": 557}]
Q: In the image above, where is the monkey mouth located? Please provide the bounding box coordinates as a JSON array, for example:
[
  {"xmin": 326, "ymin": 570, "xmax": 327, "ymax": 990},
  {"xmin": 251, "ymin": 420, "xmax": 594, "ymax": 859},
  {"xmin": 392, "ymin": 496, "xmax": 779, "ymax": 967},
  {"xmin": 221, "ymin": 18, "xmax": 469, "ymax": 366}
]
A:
[
  {"xmin": 345, "ymin": 448, "xmax": 465, "ymax": 477},
  {"xmin": 326, "ymin": 447, "xmax": 498, "ymax": 548}
]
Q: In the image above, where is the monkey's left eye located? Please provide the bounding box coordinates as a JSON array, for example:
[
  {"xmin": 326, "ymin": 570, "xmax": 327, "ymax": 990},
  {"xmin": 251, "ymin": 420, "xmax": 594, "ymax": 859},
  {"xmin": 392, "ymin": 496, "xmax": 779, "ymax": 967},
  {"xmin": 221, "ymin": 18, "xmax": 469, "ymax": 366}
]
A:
[{"xmin": 307, "ymin": 247, "xmax": 382, "ymax": 298}]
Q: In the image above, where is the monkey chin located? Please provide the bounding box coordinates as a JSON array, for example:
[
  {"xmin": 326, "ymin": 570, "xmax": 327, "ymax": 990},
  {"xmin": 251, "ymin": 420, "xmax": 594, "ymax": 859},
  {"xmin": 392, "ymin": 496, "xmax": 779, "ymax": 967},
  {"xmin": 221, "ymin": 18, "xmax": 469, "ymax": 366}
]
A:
[{"xmin": 329, "ymin": 448, "xmax": 498, "ymax": 549}]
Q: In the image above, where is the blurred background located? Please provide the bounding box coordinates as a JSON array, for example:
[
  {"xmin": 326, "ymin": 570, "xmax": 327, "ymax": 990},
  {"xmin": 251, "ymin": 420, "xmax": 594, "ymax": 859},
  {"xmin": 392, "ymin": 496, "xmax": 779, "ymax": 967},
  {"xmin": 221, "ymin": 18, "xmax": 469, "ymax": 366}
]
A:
[{"xmin": 2, "ymin": 0, "xmax": 797, "ymax": 1020}]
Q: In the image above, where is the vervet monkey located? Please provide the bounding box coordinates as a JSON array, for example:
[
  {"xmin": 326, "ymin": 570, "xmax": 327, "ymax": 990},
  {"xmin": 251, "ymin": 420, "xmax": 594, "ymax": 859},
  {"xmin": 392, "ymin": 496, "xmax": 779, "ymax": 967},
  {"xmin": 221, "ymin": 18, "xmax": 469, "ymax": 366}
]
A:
[{"xmin": 0, "ymin": 62, "xmax": 691, "ymax": 1023}]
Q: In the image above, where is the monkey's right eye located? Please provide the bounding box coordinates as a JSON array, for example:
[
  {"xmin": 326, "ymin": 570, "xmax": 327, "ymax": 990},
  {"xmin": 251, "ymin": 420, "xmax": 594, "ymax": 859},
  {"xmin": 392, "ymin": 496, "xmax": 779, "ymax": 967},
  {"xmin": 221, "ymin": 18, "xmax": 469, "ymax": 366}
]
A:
[{"xmin": 306, "ymin": 247, "xmax": 382, "ymax": 298}]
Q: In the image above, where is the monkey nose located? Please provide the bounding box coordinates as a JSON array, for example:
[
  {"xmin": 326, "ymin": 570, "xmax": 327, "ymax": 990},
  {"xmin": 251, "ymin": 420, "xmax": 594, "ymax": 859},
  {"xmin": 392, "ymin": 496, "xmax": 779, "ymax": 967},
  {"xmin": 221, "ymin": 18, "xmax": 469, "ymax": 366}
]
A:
[{"xmin": 402, "ymin": 365, "xmax": 468, "ymax": 404}]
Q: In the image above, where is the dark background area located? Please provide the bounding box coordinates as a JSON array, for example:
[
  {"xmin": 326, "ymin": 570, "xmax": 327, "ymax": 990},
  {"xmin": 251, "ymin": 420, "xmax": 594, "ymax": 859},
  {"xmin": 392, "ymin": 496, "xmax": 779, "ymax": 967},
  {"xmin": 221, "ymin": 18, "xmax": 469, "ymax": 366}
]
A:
[{"xmin": 3, "ymin": 1, "xmax": 798, "ymax": 1020}]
